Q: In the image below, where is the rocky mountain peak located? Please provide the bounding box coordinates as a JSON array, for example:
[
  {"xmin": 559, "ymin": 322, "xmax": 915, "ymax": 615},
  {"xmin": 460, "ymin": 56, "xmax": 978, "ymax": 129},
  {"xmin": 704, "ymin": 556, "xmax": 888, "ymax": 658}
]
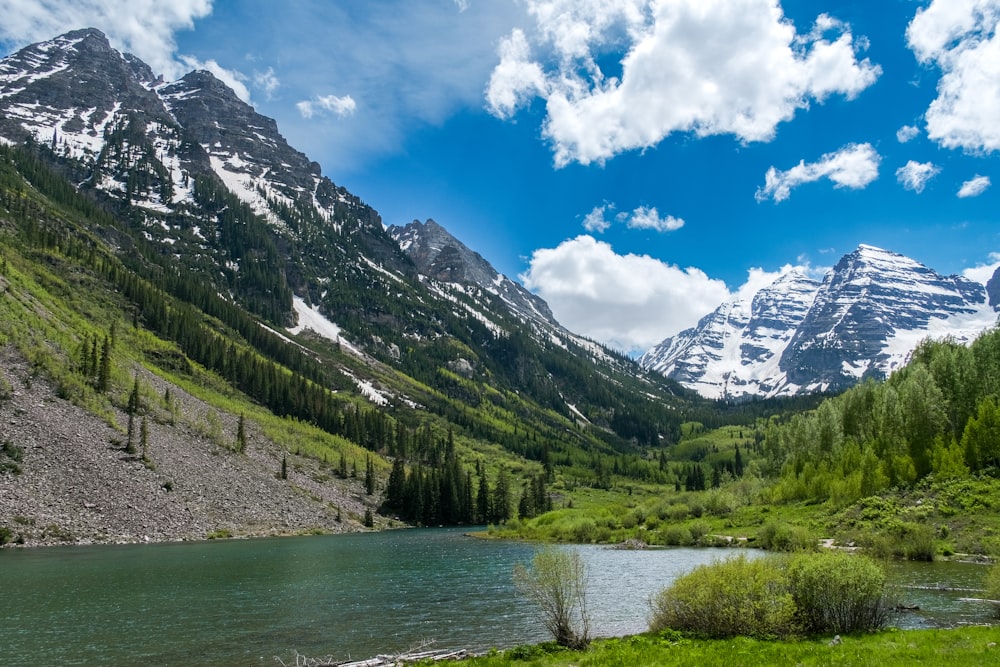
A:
[
  {"xmin": 388, "ymin": 218, "xmax": 558, "ymax": 328},
  {"xmin": 641, "ymin": 246, "xmax": 997, "ymax": 399}
]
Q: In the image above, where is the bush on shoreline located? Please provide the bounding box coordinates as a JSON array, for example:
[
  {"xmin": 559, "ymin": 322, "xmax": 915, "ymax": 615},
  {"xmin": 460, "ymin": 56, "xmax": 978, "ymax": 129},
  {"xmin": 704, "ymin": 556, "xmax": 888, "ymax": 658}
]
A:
[{"xmin": 649, "ymin": 551, "xmax": 891, "ymax": 639}]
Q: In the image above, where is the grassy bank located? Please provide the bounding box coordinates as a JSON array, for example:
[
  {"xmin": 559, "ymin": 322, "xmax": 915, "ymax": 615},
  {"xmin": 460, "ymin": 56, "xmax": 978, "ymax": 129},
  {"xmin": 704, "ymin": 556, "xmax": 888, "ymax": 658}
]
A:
[{"xmin": 461, "ymin": 627, "xmax": 1000, "ymax": 666}]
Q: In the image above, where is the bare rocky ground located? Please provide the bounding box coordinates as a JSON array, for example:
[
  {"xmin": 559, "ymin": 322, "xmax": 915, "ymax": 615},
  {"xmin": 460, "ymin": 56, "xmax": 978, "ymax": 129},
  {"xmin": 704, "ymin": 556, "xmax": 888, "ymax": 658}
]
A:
[{"xmin": 0, "ymin": 347, "xmax": 377, "ymax": 547}]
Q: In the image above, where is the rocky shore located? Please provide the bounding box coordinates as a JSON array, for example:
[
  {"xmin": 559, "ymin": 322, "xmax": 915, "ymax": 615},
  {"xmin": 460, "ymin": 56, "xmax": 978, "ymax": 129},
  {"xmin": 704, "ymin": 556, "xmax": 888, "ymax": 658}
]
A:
[{"xmin": 0, "ymin": 347, "xmax": 375, "ymax": 547}]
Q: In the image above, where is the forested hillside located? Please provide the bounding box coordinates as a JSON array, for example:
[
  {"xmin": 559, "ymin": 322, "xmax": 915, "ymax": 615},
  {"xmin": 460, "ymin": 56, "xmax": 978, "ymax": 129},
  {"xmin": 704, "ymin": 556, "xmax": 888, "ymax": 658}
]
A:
[{"xmin": 763, "ymin": 327, "xmax": 1000, "ymax": 505}]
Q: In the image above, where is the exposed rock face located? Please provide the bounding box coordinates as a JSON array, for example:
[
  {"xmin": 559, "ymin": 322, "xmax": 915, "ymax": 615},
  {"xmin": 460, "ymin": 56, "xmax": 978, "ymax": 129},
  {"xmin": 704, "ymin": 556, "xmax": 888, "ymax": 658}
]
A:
[
  {"xmin": 641, "ymin": 245, "xmax": 997, "ymax": 399},
  {"xmin": 388, "ymin": 218, "xmax": 558, "ymax": 327},
  {"xmin": 0, "ymin": 28, "xmax": 171, "ymax": 146}
]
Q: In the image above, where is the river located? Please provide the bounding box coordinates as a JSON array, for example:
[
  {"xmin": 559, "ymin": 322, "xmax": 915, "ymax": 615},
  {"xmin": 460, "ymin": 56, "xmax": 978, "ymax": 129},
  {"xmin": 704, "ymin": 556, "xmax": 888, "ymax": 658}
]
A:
[{"xmin": 0, "ymin": 528, "xmax": 993, "ymax": 666}]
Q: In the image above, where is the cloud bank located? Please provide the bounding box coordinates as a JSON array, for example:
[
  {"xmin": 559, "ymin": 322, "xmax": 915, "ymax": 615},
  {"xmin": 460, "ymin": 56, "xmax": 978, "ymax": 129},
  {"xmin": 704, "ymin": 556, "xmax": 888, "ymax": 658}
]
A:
[
  {"xmin": 487, "ymin": 0, "xmax": 881, "ymax": 166},
  {"xmin": 907, "ymin": 0, "xmax": 1000, "ymax": 152},
  {"xmin": 520, "ymin": 235, "xmax": 730, "ymax": 353}
]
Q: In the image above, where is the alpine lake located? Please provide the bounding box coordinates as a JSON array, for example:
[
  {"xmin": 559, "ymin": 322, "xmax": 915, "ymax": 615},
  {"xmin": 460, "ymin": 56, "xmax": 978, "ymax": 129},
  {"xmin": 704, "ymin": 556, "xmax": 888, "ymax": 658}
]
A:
[{"xmin": 0, "ymin": 527, "xmax": 993, "ymax": 666}]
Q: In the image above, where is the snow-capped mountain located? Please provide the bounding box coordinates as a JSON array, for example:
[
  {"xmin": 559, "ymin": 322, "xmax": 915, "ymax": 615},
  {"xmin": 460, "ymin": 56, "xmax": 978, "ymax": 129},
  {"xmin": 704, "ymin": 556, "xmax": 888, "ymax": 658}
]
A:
[
  {"xmin": 640, "ymin": 245, "xmax": 998, "ymax": 399},
  {"xmin": 0, "ymin": 27, "xmax": 670, "ymax": 435},
  {"xmin": 0, "ymin": 28, "xmax": 389, "ymax": 251}
]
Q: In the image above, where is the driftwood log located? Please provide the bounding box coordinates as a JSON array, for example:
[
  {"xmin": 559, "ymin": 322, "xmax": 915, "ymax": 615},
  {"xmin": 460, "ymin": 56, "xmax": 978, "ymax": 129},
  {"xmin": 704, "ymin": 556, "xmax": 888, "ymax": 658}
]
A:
[{"xmin": 276, "ymin": 641, "xmax": 476, "ymax": 667}]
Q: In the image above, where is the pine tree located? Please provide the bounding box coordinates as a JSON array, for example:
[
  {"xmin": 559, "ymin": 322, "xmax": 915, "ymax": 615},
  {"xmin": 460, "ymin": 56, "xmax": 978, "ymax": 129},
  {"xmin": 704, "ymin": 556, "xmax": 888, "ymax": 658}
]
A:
[
  {"xmin": 365, "ymin": 455, "xmax": 375, "ymax": 495},
  {"xmin": 236, "ymin": 413, "xmax": 247, "ymax": 453},
  {"xmin": 140, "ymin": 416, "xmax": 149, "ymax": 462},
  {"xmin": 97, "ymin": 336, "xmax": 112, "ymax": 392},
  {"xmin": 387, "ymin": 457, "xmax": 406, "ymax": 508},
  {"xmin": 492, "ymin": 467, "xmax": 511, "ymax": 524},
  {"xmin": 280, "ymin": 455, "xmax": 288, "ymax": 480},
  {"xmin": 476, "ymin": 471, "xmax": 490, "ymax": 524}
]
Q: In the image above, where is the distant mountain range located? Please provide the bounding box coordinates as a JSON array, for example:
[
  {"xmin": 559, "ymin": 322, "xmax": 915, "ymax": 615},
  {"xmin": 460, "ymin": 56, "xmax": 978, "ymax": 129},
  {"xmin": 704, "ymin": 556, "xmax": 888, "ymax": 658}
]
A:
[
  {"xmin": 1, "ymin": 27, "xmax": 997, "ymax": 410},
  {"xmin": 640, "ymin": 244, "xmax": 999, "ymax": 399}
]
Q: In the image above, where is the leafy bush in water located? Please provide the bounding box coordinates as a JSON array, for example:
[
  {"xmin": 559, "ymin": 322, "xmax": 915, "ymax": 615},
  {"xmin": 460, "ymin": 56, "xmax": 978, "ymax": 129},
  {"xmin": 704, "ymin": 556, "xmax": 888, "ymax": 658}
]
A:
[
  {"xmin": 649, "ymin": 555, "xmax": 796, "ymax": 639},
  {"xmin": 789, "ymin": 550, "xmax": 892, "ymax": 633}
]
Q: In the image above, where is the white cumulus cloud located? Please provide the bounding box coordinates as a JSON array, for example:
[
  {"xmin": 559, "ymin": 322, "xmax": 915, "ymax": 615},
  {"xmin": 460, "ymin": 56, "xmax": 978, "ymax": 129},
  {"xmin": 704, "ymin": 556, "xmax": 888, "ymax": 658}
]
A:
[
  {"xmin": 520, "ymin": 235, "xmax": 730, "ymax": 353},
  {"xmin": 756, "ymin": 143, "xmax": 881, "ymax": 203},
  {"xmin": 582, "ymin": 204, "xmax": 613, "ymax": 233},
  {"xmin": 626, "ymin": 206, "xmax": 684, "ymax": 232},
  {"xmin": 896, "ymin": 124, "xmax": 920, "ymax": 143},
  {"xmin": 907, "ymin": 0, "xmax": 1000, "ymax": 152},
  {"xmin": 896, "ymin": 160, "xmax": 941, "ymax": 193},
  {"xmin": 297, "ymin": 94, "xmax": 357, "ymax": 119},
  {"xmin": 487, "ymin": 0, "xmax": 881, "ymax": 166},
  {"xmin": 958, "ymin": 174, "xmax": 991, "ymax": 197}
]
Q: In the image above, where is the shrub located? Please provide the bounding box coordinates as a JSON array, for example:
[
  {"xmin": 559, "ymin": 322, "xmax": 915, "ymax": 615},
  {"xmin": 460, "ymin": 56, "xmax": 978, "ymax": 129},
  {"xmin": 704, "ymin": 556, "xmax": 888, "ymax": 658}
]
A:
[
  {"xmin": 661, "ymin": 525, "xmax": 692, "ymax": 546},
  {"xmin": 667, "ymin": 503, "xmax": 690, "ymax": 521},
  {"xmin": 649, "ymin": 555, "xmax": 796, "ymax": 639},
  {"xmin": 984, "ymin": 564, "xmax": 1000, "ymax": 619},
  {"xmin": 514, "ymin": 548, "xmax": 590, "ymax": 649},
  {"xmin": 688, "ymin": 519, "xmax": 711, "ymax": 544},
  {"xmin": 757, "ymin": 520, "xmax": 816, "ymax": 552},
  {"xmin": 789, "ymin": 551, "xmax": 892, "ymax": 634},
  {"xmin": 867, "ymin": 522, "xmax": 936, "ymax": 561}
]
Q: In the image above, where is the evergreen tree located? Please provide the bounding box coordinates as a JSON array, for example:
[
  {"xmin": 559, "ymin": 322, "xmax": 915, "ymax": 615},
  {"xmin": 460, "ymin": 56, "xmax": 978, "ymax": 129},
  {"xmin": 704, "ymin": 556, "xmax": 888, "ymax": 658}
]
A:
[
  {"xmin": 97, "ymin": 335, "xmax": 112, "ymax": 392},
  {"xmin": 236, "ymin": 413, "xmax": 247, "ymax": 453},
  {"xmin": 365, "ymin": 455, "xmax": 375, "ymax": 495},
  {"xmin": 140, "ymin": 416, "xmax": 149, "ymax": 462},
  {"xmin": 386, "ymin": 457, "xmax": 406, "ymax": 509},
  {"xmin": 476, "ymin": 471, "xmax": 490, "ymax": 524},
  {"xmin": 491, "ymin": 467, "xmax": 511, "ymax": 524}
]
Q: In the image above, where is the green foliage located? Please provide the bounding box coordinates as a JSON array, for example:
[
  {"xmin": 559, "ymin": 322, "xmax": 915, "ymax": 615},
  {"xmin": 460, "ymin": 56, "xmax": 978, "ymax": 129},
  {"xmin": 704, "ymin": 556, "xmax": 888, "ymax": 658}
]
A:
[
  {"xmin": 650, "ymin": 552, "xmax": 891, "ymax": 641},
  {"xmin": 513, "ymin": 548, "xmax": 590, "ymax": 649},
  {"xmin": 0, "ymin": 439, "xmax": 24, "ymax": 475},
  {"xmin": 462, "ymin": 626, "xmax": 1000, "ymax": 667},
  {"xmin": 765, "ymin": 329, "xmax": 1000, "ymax": 508},
  {"xmin": 649, "ymin": 555, "xmax": 797, "ymax": 639},
  {"xmin": 984, "ymin": 564, "xmax": 1000, "ymax": 619},
  {"xmin": 866, "ymin": 522, "xmax": 936, "ymax": 561},
  {"xmin": 756, "ymin": 520, "xmax": 817, "ymax": 552},
  {"xmin": 788, "ymin": 551, "xmax": 892, "ymax": 634}
]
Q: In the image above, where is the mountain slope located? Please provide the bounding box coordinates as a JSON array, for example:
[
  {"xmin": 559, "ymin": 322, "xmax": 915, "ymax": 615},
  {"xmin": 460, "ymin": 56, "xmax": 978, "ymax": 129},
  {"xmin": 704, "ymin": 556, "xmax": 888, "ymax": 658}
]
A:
[
  {"xmin": 641, "ymin": 245, "xmax": 996, "ymax": 399},
  {"xmin": 0, "ymin": 29, "xmax": 722, "ymax": 541}
]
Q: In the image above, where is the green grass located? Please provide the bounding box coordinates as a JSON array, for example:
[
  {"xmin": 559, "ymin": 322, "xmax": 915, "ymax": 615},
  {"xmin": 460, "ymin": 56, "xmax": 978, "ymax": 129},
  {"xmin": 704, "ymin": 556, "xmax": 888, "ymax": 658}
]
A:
[{"xmin": 462, "ymin": 627, "xmax": 1000, "ymax": 666}]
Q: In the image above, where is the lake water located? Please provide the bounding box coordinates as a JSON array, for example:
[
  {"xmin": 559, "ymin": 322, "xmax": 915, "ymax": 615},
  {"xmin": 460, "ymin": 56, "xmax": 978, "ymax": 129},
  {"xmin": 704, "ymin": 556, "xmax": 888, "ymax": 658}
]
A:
[{"xmin": 0, "ymin": 528, "xmax": 993, "ymax": 666}]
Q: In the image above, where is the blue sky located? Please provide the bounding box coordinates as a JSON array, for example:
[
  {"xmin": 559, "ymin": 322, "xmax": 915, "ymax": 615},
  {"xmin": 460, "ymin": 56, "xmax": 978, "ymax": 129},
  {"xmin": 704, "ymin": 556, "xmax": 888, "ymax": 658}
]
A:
[{"xmin": 2, "ymin": 0, "xmax": 1000, "ymax": 353}]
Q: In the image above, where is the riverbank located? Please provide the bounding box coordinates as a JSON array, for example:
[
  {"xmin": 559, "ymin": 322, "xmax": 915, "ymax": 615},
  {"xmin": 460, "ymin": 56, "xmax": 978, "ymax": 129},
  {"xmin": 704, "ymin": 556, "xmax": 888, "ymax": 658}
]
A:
[{"xmin": 456, "ymin": 626, "xmax": 1000, "ymax": 666}]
